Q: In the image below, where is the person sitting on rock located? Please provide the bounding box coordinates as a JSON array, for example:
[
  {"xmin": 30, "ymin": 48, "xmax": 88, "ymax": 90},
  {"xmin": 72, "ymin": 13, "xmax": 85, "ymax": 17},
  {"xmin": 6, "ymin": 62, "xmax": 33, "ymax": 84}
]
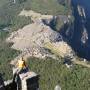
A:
[
  {"xmin": 13, "ymin": 57, "xmax": 28, "ymax": 82},
  {"xmin": 17, "ymin": 57, "xmax": 27, "ymax": 73}
]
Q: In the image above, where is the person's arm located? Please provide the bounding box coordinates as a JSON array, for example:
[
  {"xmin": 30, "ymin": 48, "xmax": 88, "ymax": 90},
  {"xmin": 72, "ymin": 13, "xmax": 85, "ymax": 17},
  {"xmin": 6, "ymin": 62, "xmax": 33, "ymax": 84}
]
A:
[
  {"xmin": 23, "ymin": 60, "xmax": 27, "ymax": 67},
  {"xmin": 16, "ymin": 61, "xmax": 19, "ymax": 67}
]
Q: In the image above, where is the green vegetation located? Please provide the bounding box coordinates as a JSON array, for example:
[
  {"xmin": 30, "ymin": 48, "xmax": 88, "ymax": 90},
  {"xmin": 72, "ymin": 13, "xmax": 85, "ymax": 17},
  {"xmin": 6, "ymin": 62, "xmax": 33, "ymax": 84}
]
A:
[
  {"xmin": 0, "ymin": 1, "xmax": 32, "ymax": 30},
  {"xmin": 0, "ymin": 0, "xmax": 69, "ymax": 30},
  {"xmin": 44, "ymin": 42, "xmax": 61, "ymax": 57},
  {"xmin": 23, "ymin": 0, "xmax": 69, "ymax": 15},
  {"xmin": 54, "ymin": 17, "xmax": 64, "ymax": 31},
  {"xmin": 10, "ymin": 16, "xmax": 32, "ymax": 31},
  {"xmin": 0, "ymin": 0, "xmax": 9, "ymax": 7},
  {"xmin": 0, "ymin": 30, "xmax": 20, "ymax": 80},
  {"xmin": 50, "ymin": 16, "xmax": 65, "ymax": 32},
  {"xmin": 27, "ymin": 57, "xmax": 90, "ymax": 90},
  {"xmin": 0, "ymin": 0, "xmax": 32, "ymax": 80}
]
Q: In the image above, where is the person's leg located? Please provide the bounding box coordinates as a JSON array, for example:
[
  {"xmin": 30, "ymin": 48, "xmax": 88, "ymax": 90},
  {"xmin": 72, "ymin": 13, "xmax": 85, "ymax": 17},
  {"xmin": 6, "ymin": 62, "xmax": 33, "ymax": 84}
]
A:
[
  {"xmin": 23, "ymin": 67, "xmax": 29, "ymax": 73},
  {"xmin": 17, "ymin": 68, "xmax": 23, "ymax": 74},
  {"xmin": 13, "ymin": 72, "xmax": 17, "ymax": 83},
  {"xmin": 13, "ymin": 68, "xmax": 18, "ymax": 82},
  {"xmin": 16, "ymin": 74, "xmax": 21, "ymax": 90}
]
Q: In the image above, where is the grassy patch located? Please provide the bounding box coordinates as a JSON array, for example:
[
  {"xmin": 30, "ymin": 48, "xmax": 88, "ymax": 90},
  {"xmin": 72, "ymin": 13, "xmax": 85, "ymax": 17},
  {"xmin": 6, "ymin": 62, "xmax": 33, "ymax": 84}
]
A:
[
  {"xmin": 27, "ymin": 57, "xmax": 90, "ymax": 90},
  {"xmin": 10, "ymin": 16, "xmax": 32, "ymax": 31},
  {"xmin": 23, "ymin": 0, "xmax": 69, "ymax": 15},
  {"xmin": 44, "ymin": 42, "xmax": 65, "ymax": 58},
  {"xmin": 44, "ymin": 42, "xmax": 60, "ymax": 56},
  {"xmin": 0, "ymin": 0, "xmax": 70, "ymax": 30},
  {"xmin": 0, "ymin": 0, "xmax": 9, "ymax": 7},
  {"xmin": 0, "ymin": 30, "xmax": 20, "ymax": 80}
]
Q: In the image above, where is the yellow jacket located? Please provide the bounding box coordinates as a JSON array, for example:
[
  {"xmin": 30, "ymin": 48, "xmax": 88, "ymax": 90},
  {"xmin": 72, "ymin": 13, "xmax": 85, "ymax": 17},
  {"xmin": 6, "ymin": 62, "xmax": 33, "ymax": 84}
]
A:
[{"xmin": 18, "ymin": 60, "xmax": 26, "ymax": 69}]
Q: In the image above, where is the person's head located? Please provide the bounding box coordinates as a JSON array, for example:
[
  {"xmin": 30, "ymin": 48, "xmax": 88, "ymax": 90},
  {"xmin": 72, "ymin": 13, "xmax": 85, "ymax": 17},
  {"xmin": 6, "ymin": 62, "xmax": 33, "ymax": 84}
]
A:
[{"xmin": 20, "ymin": 57, "xmax": 24, "ymax": 61}]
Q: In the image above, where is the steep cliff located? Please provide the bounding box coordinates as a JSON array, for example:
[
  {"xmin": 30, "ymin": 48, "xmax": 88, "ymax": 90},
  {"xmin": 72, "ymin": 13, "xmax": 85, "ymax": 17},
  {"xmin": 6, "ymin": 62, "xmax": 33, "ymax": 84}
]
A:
[{"xmin": 60, "ymin": 0, "xmax": 90, "ymax": 60}]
